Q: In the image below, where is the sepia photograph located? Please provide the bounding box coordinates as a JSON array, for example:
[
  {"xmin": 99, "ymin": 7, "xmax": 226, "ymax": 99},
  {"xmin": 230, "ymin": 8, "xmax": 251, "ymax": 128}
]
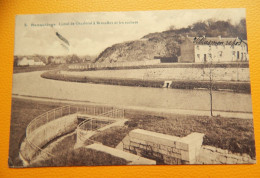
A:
[{"xmin": 9, "ymin": 8, "xmax": 256, "ymax": 168}]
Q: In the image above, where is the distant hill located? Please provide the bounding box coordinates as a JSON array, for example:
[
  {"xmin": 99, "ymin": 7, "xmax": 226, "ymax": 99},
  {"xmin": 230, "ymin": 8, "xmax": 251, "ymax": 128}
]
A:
[{"xmin": 95, "ymin": 19, "xmax": 247, "ymax": 63}]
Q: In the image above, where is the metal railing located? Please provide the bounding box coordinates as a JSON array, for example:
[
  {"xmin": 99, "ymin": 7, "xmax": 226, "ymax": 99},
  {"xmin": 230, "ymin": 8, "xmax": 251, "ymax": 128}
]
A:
[
  {"xmin": 22, "ymin": 104, "xmax": 124, "ymax": 163},
  {"xmin": 77, "ymin": 108, "xmax": 124, "ymax": 143}
]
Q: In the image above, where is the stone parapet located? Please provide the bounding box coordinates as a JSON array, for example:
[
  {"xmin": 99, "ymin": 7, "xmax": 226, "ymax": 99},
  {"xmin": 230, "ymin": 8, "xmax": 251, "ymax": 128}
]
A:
[{"xmin": 125, "ymin": 129, "xmax": 204, "ymax": 164}]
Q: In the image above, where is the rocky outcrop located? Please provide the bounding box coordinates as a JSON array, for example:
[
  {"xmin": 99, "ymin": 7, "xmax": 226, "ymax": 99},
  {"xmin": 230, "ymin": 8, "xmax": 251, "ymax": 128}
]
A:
[{"xmin": 95, "ymin": 36, "xmax": 181, "ymax": 63}]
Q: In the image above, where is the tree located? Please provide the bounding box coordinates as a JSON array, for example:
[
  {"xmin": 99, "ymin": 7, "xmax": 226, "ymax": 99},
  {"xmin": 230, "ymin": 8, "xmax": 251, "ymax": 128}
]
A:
[
  {"xmin": 47, "ymin": 56, "xmax": 54, "ymax": 64},
  {"xmin": 70, "ymin": 54, "xmax": 81, "ymax": 63},
  {"xmin": 202, "ymin": 54, "xmax": 215, "ymax": 117},
  {"xmin": 209, "ymin": 60, "xmax": 214, "ymax": 117},
  {"xmin": 168, "ymin": 25, "xmax": 176, "ymax": 31}
]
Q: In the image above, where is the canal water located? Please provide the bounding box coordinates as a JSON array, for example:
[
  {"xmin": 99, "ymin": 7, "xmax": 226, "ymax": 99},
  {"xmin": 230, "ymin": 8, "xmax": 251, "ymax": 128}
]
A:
[{"xmin": 12, "ymin": 71, "xmax": 252, "ymax": 113}]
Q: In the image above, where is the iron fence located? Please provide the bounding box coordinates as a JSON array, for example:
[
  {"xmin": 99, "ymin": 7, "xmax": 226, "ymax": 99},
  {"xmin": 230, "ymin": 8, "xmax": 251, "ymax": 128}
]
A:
[{"xmin": 22, "ymin": 104, "xmax": 125, "ymax": 164}]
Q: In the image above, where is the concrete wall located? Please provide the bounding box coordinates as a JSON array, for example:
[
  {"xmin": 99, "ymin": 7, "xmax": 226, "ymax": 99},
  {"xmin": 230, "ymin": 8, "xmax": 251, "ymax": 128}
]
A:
[
  {"xmin": 20, "ymin": 114, "xmax": 78, "ymax": 162},
  {"xmin": 123, "ymin": 129, "xmax": 204, "ymax": 164}
]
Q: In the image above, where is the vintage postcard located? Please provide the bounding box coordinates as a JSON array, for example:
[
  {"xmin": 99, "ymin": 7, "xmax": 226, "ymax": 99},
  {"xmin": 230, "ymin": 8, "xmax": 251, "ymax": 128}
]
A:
[{"xmin": 9, "ymin": 8, "xmax": 256, "ymax": 168}]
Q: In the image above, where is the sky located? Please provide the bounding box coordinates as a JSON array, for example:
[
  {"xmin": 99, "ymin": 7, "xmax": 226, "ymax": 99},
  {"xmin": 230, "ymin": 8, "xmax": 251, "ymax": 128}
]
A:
[{"xmin": 14, "ymin": 8, "xmax": 246, "ymax": 56}]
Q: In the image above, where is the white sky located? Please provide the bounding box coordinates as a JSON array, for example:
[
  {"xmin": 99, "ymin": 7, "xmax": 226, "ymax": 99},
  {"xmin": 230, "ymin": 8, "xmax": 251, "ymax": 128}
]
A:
[{"xmin": 14, "ymin": 8, "xmax": 246, "ymax": 56}]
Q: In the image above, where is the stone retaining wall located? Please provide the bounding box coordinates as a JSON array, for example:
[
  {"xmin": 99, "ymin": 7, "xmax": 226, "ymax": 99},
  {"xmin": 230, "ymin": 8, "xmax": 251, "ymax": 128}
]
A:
[
  {"xmin": 123, "ymin": 129, "xmax": 204, "ymax": 164},
  {"xmin": 196, "ymin": 145, "xmax": 256, "ymax": 164}
]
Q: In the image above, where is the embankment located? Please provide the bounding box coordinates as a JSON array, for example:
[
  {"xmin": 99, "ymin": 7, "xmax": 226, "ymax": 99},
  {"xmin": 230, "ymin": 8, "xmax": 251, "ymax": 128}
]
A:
[
  {"xmin": 68, "ymin": 62, "xmax": 249, "ymax": 71},
  {"xmin": 41, "ymin": 70, "xmax": 251, "ymax": 93}
]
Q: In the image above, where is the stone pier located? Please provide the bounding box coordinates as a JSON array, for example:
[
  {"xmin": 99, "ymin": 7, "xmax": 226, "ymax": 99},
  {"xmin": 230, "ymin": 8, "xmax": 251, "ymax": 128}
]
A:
[{"xmin": 119, "ymin": 129, "xmax": 204, "ymax": 164}]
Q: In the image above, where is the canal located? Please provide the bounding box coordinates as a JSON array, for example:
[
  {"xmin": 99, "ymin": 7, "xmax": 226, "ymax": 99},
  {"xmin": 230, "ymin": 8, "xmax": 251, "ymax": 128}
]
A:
[{"xmin": 12, "ymin": 71, "xmax": 252, "ymax": 113}]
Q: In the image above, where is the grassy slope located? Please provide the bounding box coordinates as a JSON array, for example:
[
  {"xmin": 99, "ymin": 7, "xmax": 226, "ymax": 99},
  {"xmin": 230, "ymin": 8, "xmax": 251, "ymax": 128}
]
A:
[
  {"xmin": 91, "ymin": 110, "xmax": 256, "ymax": 159},
  {"xmin": 30, "ymin": 133, "xmax": 128, "ymax": 167},
  {"xmin": 30, "ymin": 147, "xmax": 128, "ymax": 167},
  {"xmin": 8, "ymin": 98, "xmax": 63, "ymax": 167}
]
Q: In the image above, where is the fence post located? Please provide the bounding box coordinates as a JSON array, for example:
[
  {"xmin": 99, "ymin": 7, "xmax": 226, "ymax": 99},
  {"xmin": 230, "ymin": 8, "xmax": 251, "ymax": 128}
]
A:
[
  {"xmin": 47, "ymin": 112, "xmax": 49, "ymax": 122},
  {"xmin": 54, "ymin": 109, "xmax": 56, "ymax": 119},
  {"xmin": 69, "ymin": 106, "xmax": 70, "ymax": 115},
  {"xmin": 61, "ymin": 107, "xmax": 63, "ymax": 117},
  {"xmin": 85, "ymin": 107, "xmax": 86, "ymax": 114}
]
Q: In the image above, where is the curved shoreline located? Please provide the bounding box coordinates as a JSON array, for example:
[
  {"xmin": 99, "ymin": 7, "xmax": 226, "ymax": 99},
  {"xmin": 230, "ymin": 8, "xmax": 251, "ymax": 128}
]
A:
[{"xmin": 41, "ymin": 70, "xmax": 251, "ymax": 94}]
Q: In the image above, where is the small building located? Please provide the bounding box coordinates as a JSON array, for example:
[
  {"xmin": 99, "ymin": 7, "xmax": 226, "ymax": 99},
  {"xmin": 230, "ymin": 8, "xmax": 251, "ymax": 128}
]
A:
[
  {"xmin": 49, "ymin": 56, "xmax": 66, "ymax": 64},
  {"xmin": 180, "ymin": 36, "xmax": 248, "ymax": 63},
  {"xmin": 154, "ymin": 56, "xmax": 178, "ymax": 63},
  {"xmin": 17, "ymin": 57, "xmax": 45, "ymax": 66}
]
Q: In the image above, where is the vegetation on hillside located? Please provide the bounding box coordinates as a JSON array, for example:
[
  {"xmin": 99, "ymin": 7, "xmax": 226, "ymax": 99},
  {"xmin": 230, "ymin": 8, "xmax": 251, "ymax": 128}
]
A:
[{"xmin": 96, "ymin": 19, "xmax": 247, "ymax": 63}]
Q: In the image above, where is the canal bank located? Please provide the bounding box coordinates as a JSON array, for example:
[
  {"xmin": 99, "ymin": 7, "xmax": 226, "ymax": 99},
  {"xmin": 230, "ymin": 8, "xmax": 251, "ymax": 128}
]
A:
[{"xmin": 41, "ymin": 70, "xmax": 251, "ymax": 93}]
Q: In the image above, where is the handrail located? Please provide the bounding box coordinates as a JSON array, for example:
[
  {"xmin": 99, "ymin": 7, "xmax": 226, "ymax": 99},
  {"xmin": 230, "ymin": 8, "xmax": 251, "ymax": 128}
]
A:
[
  {"xmin": 23, "ymin": 105, "xmax": 71, "ymax": 161},
  {"xmin": 21, "ymin": 104, "xmax": 125, "ymax": 163},
  {"xmin": 26, "ymin": 105, "xmax": 71, "ymax": 137},
  {"xmin": 77, "ymin": 108, "xmax": 124, "ymax": 129}
]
